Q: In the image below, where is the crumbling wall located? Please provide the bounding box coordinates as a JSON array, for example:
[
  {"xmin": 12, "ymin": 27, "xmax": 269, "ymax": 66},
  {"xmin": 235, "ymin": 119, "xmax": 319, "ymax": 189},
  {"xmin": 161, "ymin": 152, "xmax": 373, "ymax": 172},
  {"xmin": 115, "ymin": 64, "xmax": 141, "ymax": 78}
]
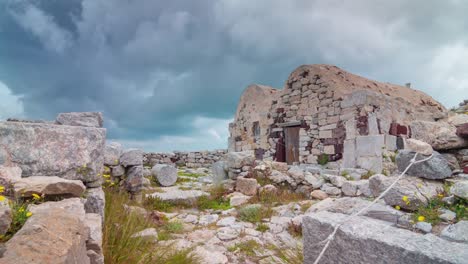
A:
[{"xmin": 144, "ymin": 149, "xmax": 227, "ymax": 168}]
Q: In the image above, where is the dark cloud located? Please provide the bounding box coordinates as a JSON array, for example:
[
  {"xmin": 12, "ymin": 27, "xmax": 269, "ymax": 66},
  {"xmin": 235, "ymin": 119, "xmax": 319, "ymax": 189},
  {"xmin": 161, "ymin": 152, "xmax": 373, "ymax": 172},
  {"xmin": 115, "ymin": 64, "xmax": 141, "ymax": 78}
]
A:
[{"xmin": 0, "ymin": 0, "xmax": 467, "ymax": 151}]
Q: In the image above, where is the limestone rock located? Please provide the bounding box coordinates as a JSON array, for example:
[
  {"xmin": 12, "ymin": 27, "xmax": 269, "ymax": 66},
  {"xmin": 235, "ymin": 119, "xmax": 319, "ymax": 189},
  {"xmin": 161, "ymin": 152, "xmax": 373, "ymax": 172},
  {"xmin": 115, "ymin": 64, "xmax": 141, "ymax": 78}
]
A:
[
  {"xmin": 414, "ymin": 221, "xmax": 432, "ymax": 233},
  {"xmin": 125, "ymin": 165, "xmax": 144, "ymax": 193},
  {"xmin": 0, "ymin": 199, "xmax": 12, "ymax": 236},
  {"xmin": 84, "ymin": 187, "xmax": 105, "ymax": 218},
  {"xmin": 131, "ymin": 228, "xmax": 158, "ymax": 241},
  {"xmin": 151, "ymin": 164, "xmax": 177, "ymax": 187},
  {"xmin": 3, "ymin": 198, "xmax": 90, "ymax": 263},
  {"xmin": 310, "ymin": 190, "xmax": 328, "ymax": 200},
  {"xmin": 441, "ymin": 221, "xmax": 468, "ymax": 243},
  {"xmin": 13, "ymin": 176, "xmax": 86, "ymax": 198},
  {"xmin": 236, "ymin": 177, "xmax": 258, "ymax": 196},
  {"xmin": 85, "ymin": 213, "xmax": 104, "ymax": 264},
  {"xmin": 147, "ymin": 186, "xmax": 208, "ymax": 203},
  {"xmin": 369, "ymin": 174, "xmax": 443, "ymax": 210},
  {"xmin": 104, "ymin": 142, "xmax": 122, "ymax": 166},
  {"xmin": 449, "ymin": 114, "xmax": 468, "ymax": 126},
  {"xmin": 212, "ymin": 161, "xmax": 228, "ymax": 184},
  {"xmin": 111, "ymin": 165, "xmax": 125, "ymax": 177},
  {"xmin": 404, "ymin": 138, "xmax": 433, "ymax": 155},
  {"xmin": 120, "ymin": 149, "xmax": 143, "ymax": 167},
  {"xmin": 450, "ymin": 181, "xmax": 468, "ymax": 199},
  {"xmin": 268, "ymin": 170, "xmax": 294, "ymax": 185},
  {"xmin": 199, "ymin": 214, "xmax": 219, "ymax": 226},
  {"xmin": 320, "ymin": 183, "xmax": 341, "ymax": 196},
  {"xmin": 0, "ymin": 165, "xmax": 22, "ymax": 182},
  {"xmin": 457, "ymin": 123, "xmax": 468, "ymax": 139},
  {"xmin": 304, "ymin": 172, "xmax": 324, "ymax": 189},
  {"xmin": 56, "ymin": 112, "xmax": 103, "ymax": 128},
  {"xmin": 226, "ymin": 151, "xmax": 254, "ymax": 169},
  {"xmin": 228, "ymin": 192, "xmax": 251, "ymax": 206},
  {"xmin": 396, "ymin": 150, "xmax": 452, "ymax": 180},
  {"xmin": 303, "ymin": 211, "xmax": 468, "ymax": 264},
  {"xmin": 342, "ymin": 180, "xmax": 372, "ymax": 197},
  {"xmin": 258, "ymin": 184, "xmax": 277, "ymax": 194},
  {"xmin": 328, "ymin": 175, "xmax": 346, "ymax": 188},
  {"xmin": 411, "ymin": 120, "xmax": 468, "ymax": 150},
  {"xmin": 0, "ymin": 122, "xmax": 106, "ymax": 183},
  {"xmin": 287, "ymin": 166, "xmax": 304, "ymax": 181}
]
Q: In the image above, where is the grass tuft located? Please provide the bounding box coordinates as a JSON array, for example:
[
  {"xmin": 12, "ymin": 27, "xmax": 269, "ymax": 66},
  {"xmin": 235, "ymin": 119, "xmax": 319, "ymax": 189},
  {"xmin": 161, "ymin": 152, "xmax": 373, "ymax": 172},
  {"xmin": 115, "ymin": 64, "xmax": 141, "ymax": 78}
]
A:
[{"xmin": 238, "ymin": 205, "xmax": 273, "ymax": 223}]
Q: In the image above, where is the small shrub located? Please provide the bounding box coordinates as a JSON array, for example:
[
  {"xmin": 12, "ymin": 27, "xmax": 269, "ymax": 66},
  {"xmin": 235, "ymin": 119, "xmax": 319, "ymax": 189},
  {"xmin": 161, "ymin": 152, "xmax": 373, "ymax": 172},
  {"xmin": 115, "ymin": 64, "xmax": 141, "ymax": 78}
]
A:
[
  {"xmin": 341, "ymin": 170, "xmax": 349, "ymax": 177},
  {"xmin": 227, "ymin": 240, "xmax": 261, "ymax": 256},
  {"xmin": 287, "ymin": 221, "xmax": 302, "ymax": 238},
  {"xmin": 238, "ymin": 205, "xmax": 273, "ymax": 223},
  {"xmin": 143, "ymin": 196, "xmax": 176, "ymax": 212},
  {"xmin": 0, "ymin": 202, "xmax": 32, "ymax": 242},
  {"xmin": 256, "ymin": 223, "xmax": 269, "ymax": 232},
  {"xmin": 390, "ymin": 153, "xmax": 397, "ymax": 163},
  {"xmin": 164, "ymin": 221, "xmax": 184, "ymax": 233},
  {"xmin": 300, "ymin": 202, "xmax": 313, "ymax": 213},
  {"xmin": 361, "ymin": 170, "xmax": 375, "ymax": 180},
  {"xmin": 317, "ymin": 154, "xmax": 329, "ymax": 166},
  {"xmin": 251, "ymin": 187, "xmax": 306, "ymax": 206},
  {"xmin": 196, "ymin": 195, "xmax": 231, "ymax": 211}
]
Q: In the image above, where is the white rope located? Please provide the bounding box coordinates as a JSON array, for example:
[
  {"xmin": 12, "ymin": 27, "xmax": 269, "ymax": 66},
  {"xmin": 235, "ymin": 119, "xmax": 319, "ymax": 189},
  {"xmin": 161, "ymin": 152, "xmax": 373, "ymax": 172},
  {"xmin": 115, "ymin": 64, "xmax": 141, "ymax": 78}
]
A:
[{"xmin": 312, "ymin": 152, "xmax": 434, "ymax": 264}]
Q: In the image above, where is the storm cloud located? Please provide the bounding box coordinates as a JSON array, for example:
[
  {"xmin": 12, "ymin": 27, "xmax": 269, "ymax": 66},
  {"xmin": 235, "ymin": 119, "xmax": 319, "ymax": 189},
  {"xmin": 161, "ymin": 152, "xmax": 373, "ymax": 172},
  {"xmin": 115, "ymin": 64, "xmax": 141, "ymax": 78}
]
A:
[{"xmin": 1, "ymin": 0, "xmax": 467, "ymax": 151}]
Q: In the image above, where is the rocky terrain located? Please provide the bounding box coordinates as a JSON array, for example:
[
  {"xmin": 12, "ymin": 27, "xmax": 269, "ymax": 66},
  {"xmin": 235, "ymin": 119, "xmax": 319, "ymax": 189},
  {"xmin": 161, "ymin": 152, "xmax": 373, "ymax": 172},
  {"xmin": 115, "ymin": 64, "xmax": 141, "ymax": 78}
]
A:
[{"xmin": 0, "ymin": 88, "xmax": 467, "ymax": 263}]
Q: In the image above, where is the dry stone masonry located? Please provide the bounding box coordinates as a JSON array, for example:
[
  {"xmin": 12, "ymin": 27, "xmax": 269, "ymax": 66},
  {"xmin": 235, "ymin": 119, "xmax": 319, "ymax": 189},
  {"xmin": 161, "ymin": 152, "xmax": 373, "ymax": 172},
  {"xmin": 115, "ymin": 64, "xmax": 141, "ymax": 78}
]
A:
[{"xmin": 143, "ymin": 149, "xmax": 227, "ymax": 168}]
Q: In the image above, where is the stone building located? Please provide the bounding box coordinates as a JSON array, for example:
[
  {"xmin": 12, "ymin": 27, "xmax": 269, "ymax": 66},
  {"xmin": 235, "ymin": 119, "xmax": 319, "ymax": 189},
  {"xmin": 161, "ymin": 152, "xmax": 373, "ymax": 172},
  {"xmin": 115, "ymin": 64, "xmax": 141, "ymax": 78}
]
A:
[{"xmin": 228, "ymin": 64, "xmax": 446, "ymax": 171}]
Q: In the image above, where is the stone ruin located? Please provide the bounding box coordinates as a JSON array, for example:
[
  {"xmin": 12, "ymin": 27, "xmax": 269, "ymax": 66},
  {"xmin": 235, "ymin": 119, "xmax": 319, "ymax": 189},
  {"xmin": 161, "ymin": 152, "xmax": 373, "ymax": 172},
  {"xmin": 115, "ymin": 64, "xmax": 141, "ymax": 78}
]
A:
[{"xmin": 229, "ymin": 64, "xmax": 448, "ymax": 173}]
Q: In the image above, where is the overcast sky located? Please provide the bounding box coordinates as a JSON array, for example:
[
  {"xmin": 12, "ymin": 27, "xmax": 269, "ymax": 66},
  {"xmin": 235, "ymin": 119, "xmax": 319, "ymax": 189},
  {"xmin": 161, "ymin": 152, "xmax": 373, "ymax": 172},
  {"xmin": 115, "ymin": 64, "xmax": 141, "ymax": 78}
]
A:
[{"xmin": 1, "ymin": 0, "xmax": 467, "ymax": 152}]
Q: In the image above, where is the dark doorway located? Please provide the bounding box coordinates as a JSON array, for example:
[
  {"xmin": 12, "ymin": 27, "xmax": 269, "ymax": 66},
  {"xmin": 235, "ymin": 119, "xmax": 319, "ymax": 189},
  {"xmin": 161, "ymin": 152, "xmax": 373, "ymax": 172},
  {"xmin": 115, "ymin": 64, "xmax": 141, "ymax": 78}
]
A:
[{"xmin": 285, "ymin": 126, "xmax": 300, "ymax": 164}]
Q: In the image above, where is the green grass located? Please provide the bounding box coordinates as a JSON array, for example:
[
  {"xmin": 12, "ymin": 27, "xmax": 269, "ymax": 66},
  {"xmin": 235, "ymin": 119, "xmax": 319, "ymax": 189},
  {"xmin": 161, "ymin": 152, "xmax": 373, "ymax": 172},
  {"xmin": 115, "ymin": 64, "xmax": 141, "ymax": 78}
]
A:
[
  {"xmin": 0, "ymin": 202, "xmax": 32, "ymax": 242},
  {"xmin": 267, "ymin": 244, "xmax": 304, "ymax": 264},
  {"xmin": 227, "ymin": 240, "xmax": 261, "ymax": 257},
  {"xmin": 250, "ymin": 186, "xmax": 306, "ymax": 206},
  {"xmin": 317, "ymin": 154, "xmax": 329, "ymax": 166},
  {"xmin": 413, "ymin": 193, "xmax": 467, "ymax": 225},
  {"xmin": 177, "ymin": 172, "xmax": 205, "ymax": 178},
  {"xmin": 143, "ymin": 196, "xmax": 177, "ymax": 212},
  {"xmin": 103, "ymin": 189, "xmax": 200, "ymax": 264},
  {"xmin": 196, "ymin": 195, "xmax": 231, "ymax": 211},
  {"xmin": 255, "ymin": 223, "xmax": 269, "ymax": 233},
  {"xmin": 238, "ymin": 205, "xmax": 273, "ymax": 223}
]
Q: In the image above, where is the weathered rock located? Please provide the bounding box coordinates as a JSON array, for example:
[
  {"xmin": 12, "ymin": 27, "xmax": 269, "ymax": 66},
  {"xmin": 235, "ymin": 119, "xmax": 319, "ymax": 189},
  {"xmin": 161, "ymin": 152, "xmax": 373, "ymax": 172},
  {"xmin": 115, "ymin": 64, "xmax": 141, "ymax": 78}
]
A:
[
  {"xmin": 449, "ymin": 114, "xmax": 468, "ymax": 126},
  {"xmin": 0, "ymin": 122, "xmax": 106, "ymax": 183},
  {"xmin": 85, "ymin": 213, "xmax": 104, "ymax": 264},
  {"xmin": 193, "ymin": 245, "xmax": 228, "ymax": 264},
  {"xmin": 287, "ymin": 166, "xmax": 304, "ymax": 181},
  {"xmin": 310, "ymin": 190, "xmax": 328, "ymax": 200},
  {"xmin": 328, "ymin": 175, "xmax": 346, "ymax": 188},
  {"xmin": 456, "ymin": 123, "xmax": 468, "ymax": 139},
  {"xmin": 151, "ymin": 164, "xmax": 177, "ymax": 187},
  {"xmin": 199, "ymin": 214, "xmax": 219, "ymax": 226},
  {"xmin": 304, "ymin": 172, "xmax": 324, "ymax": 188},
  {"xmin": 269, "ymin": 161, "xmax": 289, "ymax": 172},
  {"xmin": 236, "ymin": 177, "xmax": 258, "ymax": 196},
  {"xmin": 414, "ymin": 221, "xmax": 432, "ymax": 233},
  {"xmin": 442, "ymin": 153, "xmax": 461, "ymax": 171},
  {"xmin": 396, "ymin": 150, "xmax": 452, "ymax": 180},
  {"xmin": 56, "ymin": 112, "xmax": 103, "ymax": 128},
  {"xmin": 411, "ymin": 120, "xmax": 468, "ymax": 150},
  {"xmin": 342, "ymin": 180, "xmax": 372, "ymax": 197},
  {"xmin": 369, "ymin": 174, "xmax": 443, "ymax": 210},
  {"xmin": 225, "ymin": 151, "xmax": 254, "ymax": 169},
  {"xmin": 404, "ymin": 138, "xmax": 433, "ymax": 155},
  {"xmin": 320, "ymin": 183, "xmax": 341, "ymax": 196},
  {"xmin": 216, "ymin": 227, "xmax": 240, "ymax": 241},
  {"xmin": 120, "ymin": 149, "xmax": 143, "ymax": 167},
  {"xmin": 216, "ymin": 216, "xmax": 236, "ymax": 227},
  {"xmin": 212, "ymin": 161, "xmax": 228, "ymax": 184},
  {"xmin": 147, "ymin": 186, "xmax": 208, "ymax": 203},
  {"xmin": 259, "ymin": 184, "xmax": 277, "ymax": 194},
  {"xmin": 104, "ymin": 142, "xmax": 122, "ymax": 166},
  {"xmin": 228, "ymin": 192, "xmax": 251, "ymax": 206},
  {"xmin": 303, "ymin": 211, "xmax": 468, "ymax": 264},
  {"xmin": 307, "ymin": 197, "xmax": 405, "ymax": 224},
  {"xmin": 268, "ymin": 170, "xmax": 294, "ymax": 185},
  {"xmin": 84, "ymin": 187, "xmax": 105, "ymax": 218},
  {"xmin": 111, "ymin": 165, "xmax": 125, "ymax": 177},
  {"xmin": 3, "ymin": 198, "xmax": 90, "ymax": 263},
  {"xmin": 441, "ymin": 221, "xmax": 468, "ymax": 243},
  {"xmin": 450, "ymin": 181, "xmax": 468, "ymax": 199},
  {"xmin": 439, "ymin": 209, "xmax": 457, "ymax": 222},
  {"xmin": 125, "ymin": 165, "xmax": 144, "ymax": 193},
  {"xmin": 13, "ymin": 176, "xmax": 86, "ymax": 198},
  {"xmin": 0, "ymin": 199, "xmax": 12, "ymax": 236},
  {"xmin": 0, "ymin": 165, "xmax": 22, "ymax": 182}
]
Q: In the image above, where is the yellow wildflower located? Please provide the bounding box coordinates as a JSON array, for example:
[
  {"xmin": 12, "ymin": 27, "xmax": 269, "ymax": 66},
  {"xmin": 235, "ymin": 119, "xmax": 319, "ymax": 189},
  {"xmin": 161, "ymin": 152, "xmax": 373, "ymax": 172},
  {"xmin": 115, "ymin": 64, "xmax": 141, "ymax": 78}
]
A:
[
  {"xmin": 105, "ymin": 180, "xmax": 111, "ymax": 183},
  {"xmin": 437, "ymin": 193, "xmax": 444, "ymax": 198},
  {"xmin": 18, "ymin": 207, "xmax": 25, "ymax": 213},
  {"xmin": 395, "ymin": 205, "xmax": 401, "ymax": 210},
  {"xmin": 32, "ymin": 193, "xmax": 41, "ymax": 200},
  {"xmin": 402, "ymin": 196, "xmax": 408, "ymax": 202},
  {"xmin": 0, "ymin": 185, "xmax": 5, "ymax": 193},
  {"xmin": 26, "ymin": 212, "xmax": 32, "ymax": 217},
  {"xmin": 83, "ymin": 164, "xmax": 87, "ymax": 168},
  {"xmin": 417, "ymin": 215, "xmax": 425, "ymax": 222},
  {"xmin": 0, "ymin": 195, "xmax": 5, "ymax": 202},
  {"xmin": 109, "ymin": 182, "xmax": 115, "ymax": 186},
  {"xmin": 115, "ymin": 159, "xmax": 119, "ymax": 164},
  {"xmin": 103, "ymin": 174, "xmax": 111, "ymax": 178}
]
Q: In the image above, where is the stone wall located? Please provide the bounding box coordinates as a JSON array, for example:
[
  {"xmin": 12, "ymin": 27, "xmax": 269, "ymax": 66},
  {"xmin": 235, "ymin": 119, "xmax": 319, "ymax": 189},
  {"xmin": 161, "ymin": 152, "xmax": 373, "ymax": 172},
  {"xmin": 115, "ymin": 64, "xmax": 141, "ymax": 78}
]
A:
[
  {"xmin": 229, "ymin": 64, "xmax": 446, "ymax": 167},
  {"xmin": 143, "ymin": 149, "xmax": 227, "ymax": 168}
]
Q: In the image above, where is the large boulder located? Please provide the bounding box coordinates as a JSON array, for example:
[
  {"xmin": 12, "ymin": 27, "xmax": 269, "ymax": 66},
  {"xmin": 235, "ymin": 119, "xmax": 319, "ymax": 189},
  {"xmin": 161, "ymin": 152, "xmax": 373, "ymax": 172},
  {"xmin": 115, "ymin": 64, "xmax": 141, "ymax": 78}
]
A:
[
  {"xmin": 369, "ymin": 174, "xmax": 443, "ymax": 210},
  {"xmin": 2, "ymin": 198, "xmax": 90, "ymax": 263},
  {"xmin": 303, "ymin": 211, "xmax": 468, "ymax": 264},
  {"xmin": 404, "ymin": 138, "xmax": 433, "ymax": 156},
  {"xmin": 410, "ymin": 120, "xmax": 468, "ymax": 150},
  {"xmin": 0, "ymin": 121, "xmax": 106, "ymax": 184},
  {"xmin": 396, "ymin": 150, "xmax": 452, "ymax": 180},
  {"xmin": 104, "ymin": 142, "xmax": 122, "ymax": 166},
  {"xmin": 120, "ymin": 149, "xmax": 143, "ymax": 167},
  {"xmin": 235, "ymin": 177, "xmax": 258, "ymax": 196},
  {"xmin": 225, "ymin": 151, "xmax": 254, "ymax": 169},
  {"xmin": 13, "ymin": 176, "xmax": 86, "ymax": 198},
  {"xmin": 56, "ymin": 112, "xmax": 103, "ymax": 128},
  {"xmin": 151, "ymin": 164, "xmax": 177, "ymax": 187},
  {"xmin": 441, "ymin": 221, "xmax": 468, "ymax": 244}
]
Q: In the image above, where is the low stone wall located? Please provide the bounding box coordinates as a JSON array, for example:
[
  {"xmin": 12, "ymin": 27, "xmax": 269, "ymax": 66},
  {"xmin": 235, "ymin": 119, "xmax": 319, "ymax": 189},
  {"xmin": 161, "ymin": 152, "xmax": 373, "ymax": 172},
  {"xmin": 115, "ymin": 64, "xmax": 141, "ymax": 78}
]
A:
[{"xmin": 143, "ymin": 150, "xmax": 227, "ymax": 168}]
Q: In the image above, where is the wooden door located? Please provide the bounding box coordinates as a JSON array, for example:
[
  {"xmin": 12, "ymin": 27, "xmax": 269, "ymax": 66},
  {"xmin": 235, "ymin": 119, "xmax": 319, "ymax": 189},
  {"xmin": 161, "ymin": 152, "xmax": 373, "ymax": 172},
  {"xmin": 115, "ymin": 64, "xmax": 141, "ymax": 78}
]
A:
[{"xmin": 285, "ymin": 126, "xmax": 300, "ymax": 165}]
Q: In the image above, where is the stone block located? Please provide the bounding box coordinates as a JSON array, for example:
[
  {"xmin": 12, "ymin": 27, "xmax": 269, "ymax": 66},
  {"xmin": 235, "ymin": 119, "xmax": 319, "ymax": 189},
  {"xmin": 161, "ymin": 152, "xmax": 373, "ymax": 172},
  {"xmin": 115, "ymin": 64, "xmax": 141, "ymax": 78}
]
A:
[
  {"xmin": 355, "ymin": 135, "xmax": 385, "ymax": 157},
  {"xmin": 342, "ymin": 139, "xmax": 356, "ymax": 168},
  {"xmin": 384, "ymin": 134, "xmax": 397, "ymax": 151},
  {"xmin": 357, "ymin": 156, "xmax": 382, "ymax": 173},
  {"xmin": 319, "ymin": 130, "xmax": 333, "ymax": 139},
  {"xmin": 303, "ymin": 211, "xmax": 468, "ymax": 264}
]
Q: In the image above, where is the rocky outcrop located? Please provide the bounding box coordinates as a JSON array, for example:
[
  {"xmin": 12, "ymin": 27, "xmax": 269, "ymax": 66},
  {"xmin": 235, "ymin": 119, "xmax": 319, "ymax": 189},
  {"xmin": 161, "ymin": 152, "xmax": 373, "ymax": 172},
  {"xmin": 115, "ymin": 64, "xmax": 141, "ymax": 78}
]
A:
[
  {"xmin": 303, "ymin": 211, "xmax": 468, "ymax": 264},
  {"xmin": 396, "ymin": 150, "xmax": 452, "ymax": 180},
  {"xmin": 0, "ymin": 121, "xmax": 106, "ymax": 186},
  {"xmin": 1, "ymin": 199, "xmax": 92, "ymax": 264},
  {"xmin": 56, "ymin": 112, "xmax": 103, "ymax": 128},
  {"xmin": 411, "ymin": 120, "xmax": 468, "ymax": 150}
]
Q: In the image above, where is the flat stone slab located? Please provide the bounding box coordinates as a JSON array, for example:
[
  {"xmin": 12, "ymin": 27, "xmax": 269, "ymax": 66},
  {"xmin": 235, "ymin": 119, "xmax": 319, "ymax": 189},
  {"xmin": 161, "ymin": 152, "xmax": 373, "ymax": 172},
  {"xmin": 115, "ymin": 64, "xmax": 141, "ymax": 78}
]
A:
[
  {"xmin": 13, "ymin": 176, "xmax": 86, "ymax": 198},
  {"xmin": 147, "ymin": 186, "xmax": 208, "ymax": 203},
  {"xmin": 303, "ymin": 211, "xmax": 468, "ymax": 264}
]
